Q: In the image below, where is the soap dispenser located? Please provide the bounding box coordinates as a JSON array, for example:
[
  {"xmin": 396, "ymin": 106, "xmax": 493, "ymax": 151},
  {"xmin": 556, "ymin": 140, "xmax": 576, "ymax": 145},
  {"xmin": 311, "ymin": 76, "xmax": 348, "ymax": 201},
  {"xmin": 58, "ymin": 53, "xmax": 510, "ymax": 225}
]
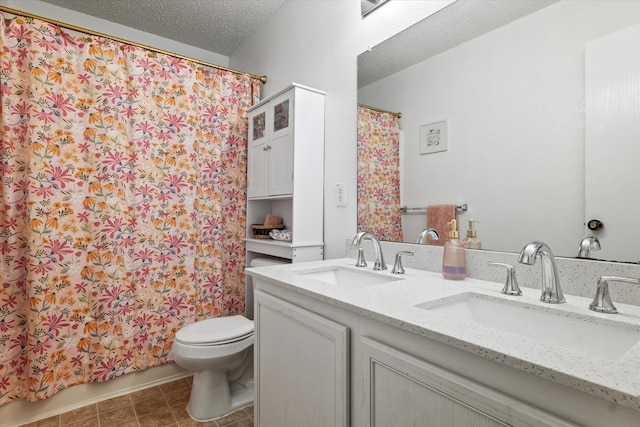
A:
[
  {"xmin": 463, "ymin": 219, "xmax": 482, "ymax": 249},
  {"xmin": 442, "ymin": 219, "xmax": 467, "ymax": 280}
]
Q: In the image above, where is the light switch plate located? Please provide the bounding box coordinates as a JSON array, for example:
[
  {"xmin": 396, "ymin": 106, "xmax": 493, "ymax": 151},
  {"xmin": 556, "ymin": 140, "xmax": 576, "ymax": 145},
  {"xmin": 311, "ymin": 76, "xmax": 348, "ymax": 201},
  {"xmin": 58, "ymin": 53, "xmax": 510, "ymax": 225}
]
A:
[{"xmin": 335, "ymin": 183, "xmax": 347, "ymax": 207}]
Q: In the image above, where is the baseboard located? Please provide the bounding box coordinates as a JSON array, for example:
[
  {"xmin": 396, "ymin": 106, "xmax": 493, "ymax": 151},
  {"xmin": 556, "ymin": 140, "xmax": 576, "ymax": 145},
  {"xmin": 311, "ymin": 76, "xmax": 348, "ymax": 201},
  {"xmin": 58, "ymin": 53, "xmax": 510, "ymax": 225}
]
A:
[{"xmin": 0, "ymin": 363, "xmax": 191, "ymax": 427}]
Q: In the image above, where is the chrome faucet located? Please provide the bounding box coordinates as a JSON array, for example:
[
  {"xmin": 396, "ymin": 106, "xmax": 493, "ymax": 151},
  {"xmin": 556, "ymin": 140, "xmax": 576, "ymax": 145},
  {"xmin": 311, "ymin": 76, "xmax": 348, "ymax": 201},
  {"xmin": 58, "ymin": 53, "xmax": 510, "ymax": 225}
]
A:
[
  {"xmin": 518, "ymin": 241, "xmax": 565, "ymax": 304},
  {"xmin": 352, "ymin": 231, "xmax": 387, "ymax": 270},
  {"xmin": 416, "ymin": 228, "xmax": 439, "ymax": 244},
  {"xmin": 577, "ymin": 235, "xmax": 601, "ymax": 258}
]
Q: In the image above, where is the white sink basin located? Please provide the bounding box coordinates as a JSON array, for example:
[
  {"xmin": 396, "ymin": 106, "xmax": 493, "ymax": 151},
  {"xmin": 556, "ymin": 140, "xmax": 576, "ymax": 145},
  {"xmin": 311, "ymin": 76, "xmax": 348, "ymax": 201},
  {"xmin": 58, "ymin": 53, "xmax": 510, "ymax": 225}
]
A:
[
  {"xmin": 294, "ymin": 266, "xmax": 403, "ymax": 287},
  {"xmin": 416, "ymin": 293, "xmax": 640, "ymax": 360}
]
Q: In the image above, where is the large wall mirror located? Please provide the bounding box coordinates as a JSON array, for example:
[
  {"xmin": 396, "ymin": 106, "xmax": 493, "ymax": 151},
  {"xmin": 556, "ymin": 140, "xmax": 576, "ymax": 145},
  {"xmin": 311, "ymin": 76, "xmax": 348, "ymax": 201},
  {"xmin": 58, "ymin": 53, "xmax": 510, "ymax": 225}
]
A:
[{"xmin": 357, "ymin": 0, "xmax": 640, "ymax": 264}]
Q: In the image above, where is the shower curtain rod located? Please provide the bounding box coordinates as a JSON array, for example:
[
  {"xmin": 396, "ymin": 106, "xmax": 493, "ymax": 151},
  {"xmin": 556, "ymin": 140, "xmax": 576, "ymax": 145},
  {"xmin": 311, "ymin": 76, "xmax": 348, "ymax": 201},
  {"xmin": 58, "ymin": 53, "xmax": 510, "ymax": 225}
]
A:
[
  {"xmin": 0, "ymin": 5, "xmax": 268, "ymax": 84},
  {"xmin": 358, "ymin": 103, "xmax": 402, "ymax": 118}
]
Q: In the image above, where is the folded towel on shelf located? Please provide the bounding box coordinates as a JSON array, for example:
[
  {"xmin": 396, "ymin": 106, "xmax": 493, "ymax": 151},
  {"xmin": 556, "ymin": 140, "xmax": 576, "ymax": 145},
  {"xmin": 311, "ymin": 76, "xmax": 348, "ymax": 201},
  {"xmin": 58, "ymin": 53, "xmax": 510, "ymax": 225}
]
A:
[
  {"xmin": 269, "ymin": 229, "xmax": 292, "ymax": 241},
  {"xmin": 426, "ymin": 204, "xmax": 457, "ymax": 246}
]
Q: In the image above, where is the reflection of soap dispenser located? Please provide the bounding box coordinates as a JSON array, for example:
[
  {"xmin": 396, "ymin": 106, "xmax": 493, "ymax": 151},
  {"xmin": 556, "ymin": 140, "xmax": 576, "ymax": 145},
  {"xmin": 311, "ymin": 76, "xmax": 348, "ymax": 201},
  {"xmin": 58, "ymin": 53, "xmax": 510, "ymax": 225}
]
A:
[
  {"xmin": 442, "ymin": 219, "xmax": 467, "ymax": 280},
  {"xmin": 463, "ymin": 219, "xmax": 482, "ymax": 249}
]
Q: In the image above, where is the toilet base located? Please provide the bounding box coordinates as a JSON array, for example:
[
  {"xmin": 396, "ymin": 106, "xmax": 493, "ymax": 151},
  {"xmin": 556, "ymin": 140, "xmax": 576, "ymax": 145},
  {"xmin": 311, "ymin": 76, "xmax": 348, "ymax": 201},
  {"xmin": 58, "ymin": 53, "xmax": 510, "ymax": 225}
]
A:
[{"xmin": 186, "ymin": 371, "xmax": 254, "ymax": 422}]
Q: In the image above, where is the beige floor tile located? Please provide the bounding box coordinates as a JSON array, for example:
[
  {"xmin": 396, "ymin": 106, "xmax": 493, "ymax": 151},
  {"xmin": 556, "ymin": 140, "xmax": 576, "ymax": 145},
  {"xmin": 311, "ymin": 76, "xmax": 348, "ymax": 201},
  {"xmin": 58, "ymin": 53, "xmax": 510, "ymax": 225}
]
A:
[
  {"xmin": 103, "ymin": 420, "xmax": 138, "ymax": 427},
  {"xmin": 21, "ymin": 416, "xmax": 60, "ymax": 427},
  {"xmin": 97, "ymin": 394, "xmax": 132, "ymax": 413},
  {"xmin": 63, "ymin": 415, "xmax": 99, "ymax": 427},
  {"xmin": 135, "ymin": 405, "xmax": 177, "ymax": 427},
  {"xmin": 99, "ymin": 405, "xmax": 137, "ymax": 427},
  {"xmin": 130, "ymin": 386, "xmax": 163, "ymax": 403},
  {"xmin": 215, "ymin": 411, "xmax": 251, "ymax": 427},
  {"xmin": 242, "ymin": 406, "xmax": 253, "ymax": 419},
  {"xmin": 160, "ymin": 378, "xmax": 192, "ymax": 395},
  {"xmin": 169, "ymin": 404, "xmax": 192, "ymax": 422},
  {"xmin": 36, "ymin": 378, "xmax": 251, "ymax": 427},
  {"xmin": 133, "ymin": 394, "xmax": 169, "ymax": 418},
  {"xmin": 223, "ymin": 420, "xmax": 253, "ymax": 427},
  {"xmin": 163, "ymin": 388, "xmax": 191, "ymax": 409},
  {"xmin": 59, "ymin": 404, "xmax": 98, "ymax": 425},
  {"xmin": 177, "ymin": 419, "xmax": 217, "ymax": 427}
]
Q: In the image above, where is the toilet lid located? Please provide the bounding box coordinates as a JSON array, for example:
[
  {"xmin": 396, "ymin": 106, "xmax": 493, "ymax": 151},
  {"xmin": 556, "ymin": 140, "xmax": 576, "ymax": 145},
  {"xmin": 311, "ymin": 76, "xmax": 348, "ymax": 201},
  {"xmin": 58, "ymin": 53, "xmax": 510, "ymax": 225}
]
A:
[{"xmin": 175, "ymin": 315, "xmax": 254, "ymax": 345}]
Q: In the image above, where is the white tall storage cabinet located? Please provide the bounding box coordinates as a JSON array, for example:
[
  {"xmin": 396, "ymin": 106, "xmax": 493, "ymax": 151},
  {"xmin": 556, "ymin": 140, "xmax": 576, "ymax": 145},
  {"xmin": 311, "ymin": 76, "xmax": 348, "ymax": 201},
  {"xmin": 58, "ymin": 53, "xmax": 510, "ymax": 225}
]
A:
[{"xmin": 245, "ymin": 84, "xmax": 325, "ymax": 264}]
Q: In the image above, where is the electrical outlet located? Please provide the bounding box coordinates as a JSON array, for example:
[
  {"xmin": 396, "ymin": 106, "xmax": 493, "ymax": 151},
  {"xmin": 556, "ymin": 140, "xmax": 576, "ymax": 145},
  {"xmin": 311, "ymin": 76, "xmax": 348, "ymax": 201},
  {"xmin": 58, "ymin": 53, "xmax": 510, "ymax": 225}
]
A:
[{"xmin": 335, "ymin": 183, "xmax": 347, "ymax": 207}]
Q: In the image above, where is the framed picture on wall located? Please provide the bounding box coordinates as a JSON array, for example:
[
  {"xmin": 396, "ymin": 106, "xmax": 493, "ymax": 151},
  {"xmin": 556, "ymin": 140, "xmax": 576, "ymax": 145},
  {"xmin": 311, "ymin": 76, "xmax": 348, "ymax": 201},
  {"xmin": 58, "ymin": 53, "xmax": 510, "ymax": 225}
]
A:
[{"xmin": 419, "ymin": 120, "xmax": 448, "ymax": 154}]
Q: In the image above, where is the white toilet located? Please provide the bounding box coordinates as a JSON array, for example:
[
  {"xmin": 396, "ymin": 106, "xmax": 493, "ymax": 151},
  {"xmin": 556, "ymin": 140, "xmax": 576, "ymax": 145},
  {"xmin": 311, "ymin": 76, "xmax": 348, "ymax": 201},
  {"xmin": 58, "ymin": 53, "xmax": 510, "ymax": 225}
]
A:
[
  {"xmin": 170, "ymin": 315, "xmax": 255, "ymax": 421},
  {"xmin": 170, "ymin": 257, "xmax": 287, "ymax": 421}
]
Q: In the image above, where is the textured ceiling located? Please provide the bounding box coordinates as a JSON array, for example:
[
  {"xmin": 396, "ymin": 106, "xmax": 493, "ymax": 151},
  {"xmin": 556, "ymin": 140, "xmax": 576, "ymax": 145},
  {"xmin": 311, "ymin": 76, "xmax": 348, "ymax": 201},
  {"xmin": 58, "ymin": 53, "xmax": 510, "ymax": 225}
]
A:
[
  {"xmin": 358, "ymin": 0, "xmax": 558, "ymax": 88},
  {"xmin": 37, "ymin": 0, "xmax": 556, "ymax": 85},
  {"xmin": 40, "ymin": 0, "xmax": 285, "ymax": 56}
]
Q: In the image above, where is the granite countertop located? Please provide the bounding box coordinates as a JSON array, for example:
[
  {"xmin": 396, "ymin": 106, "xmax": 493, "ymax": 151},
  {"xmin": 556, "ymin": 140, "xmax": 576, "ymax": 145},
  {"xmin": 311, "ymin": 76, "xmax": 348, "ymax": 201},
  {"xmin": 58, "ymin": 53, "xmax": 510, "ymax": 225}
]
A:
[{"xmin": 246, "ymin": 258, "xmax": 640, "ymax": 411}]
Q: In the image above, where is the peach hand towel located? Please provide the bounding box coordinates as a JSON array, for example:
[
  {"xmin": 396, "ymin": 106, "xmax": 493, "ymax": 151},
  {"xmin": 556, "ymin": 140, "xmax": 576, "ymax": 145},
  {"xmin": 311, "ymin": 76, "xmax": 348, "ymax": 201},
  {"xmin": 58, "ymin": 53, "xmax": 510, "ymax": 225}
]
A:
[{"xmin": 426, "ymin": 204, "xmax": 457, "ymax": 246}]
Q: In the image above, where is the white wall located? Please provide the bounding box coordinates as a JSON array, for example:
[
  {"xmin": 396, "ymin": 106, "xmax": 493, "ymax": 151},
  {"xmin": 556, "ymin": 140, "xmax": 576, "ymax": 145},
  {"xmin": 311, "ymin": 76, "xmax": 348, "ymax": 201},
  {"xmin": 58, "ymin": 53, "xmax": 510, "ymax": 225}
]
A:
[
  {"xmin": 231, "ymin": 0, "xmax": 454, "ymax": 259},
  {"xmin": 358, "ymin": 0, "xmax": 640, "ymax": 257}
]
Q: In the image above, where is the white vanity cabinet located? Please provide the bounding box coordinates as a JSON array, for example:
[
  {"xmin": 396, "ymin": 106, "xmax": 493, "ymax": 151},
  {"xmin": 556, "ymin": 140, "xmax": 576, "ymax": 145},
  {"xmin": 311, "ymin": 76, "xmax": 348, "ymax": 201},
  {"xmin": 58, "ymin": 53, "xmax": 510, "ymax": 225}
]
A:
[
  {"xmin": 245, "ymin": 84, "xmax": 324, "ymax": 262},
  {"xmin": 250, "ymin": 269, "xmax": 640, "ymax": 427},
  {"xmin": 254, "ymin": 289, "xmax": 349, "ymax": 427}
]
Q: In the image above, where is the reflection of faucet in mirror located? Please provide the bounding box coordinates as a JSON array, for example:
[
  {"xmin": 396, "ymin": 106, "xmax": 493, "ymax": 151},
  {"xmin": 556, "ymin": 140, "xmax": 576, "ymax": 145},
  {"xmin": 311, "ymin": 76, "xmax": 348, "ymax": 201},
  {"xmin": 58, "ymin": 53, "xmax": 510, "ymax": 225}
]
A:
[
  {"xmin": 416, "ymin": 228, "xmax": 439, "ymax": 244},
  {"xmin": 577, "ymin": 235, "xmax": 601, "ymax": 258},
  {"xmin": 518, "ymin": 241, "xmax": 565, "ymax": 304},
  {"xmin": 352, "ymin": 231, "xmax": 387, "ymax": 271}
]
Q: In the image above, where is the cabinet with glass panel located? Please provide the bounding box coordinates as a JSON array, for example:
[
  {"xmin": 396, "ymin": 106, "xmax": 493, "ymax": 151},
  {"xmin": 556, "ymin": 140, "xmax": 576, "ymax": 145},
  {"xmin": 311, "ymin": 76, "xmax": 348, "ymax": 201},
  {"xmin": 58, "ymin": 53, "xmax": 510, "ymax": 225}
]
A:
[{"xmin": 245, "ymin": 84, "xmax": 325, "ymax": 263}]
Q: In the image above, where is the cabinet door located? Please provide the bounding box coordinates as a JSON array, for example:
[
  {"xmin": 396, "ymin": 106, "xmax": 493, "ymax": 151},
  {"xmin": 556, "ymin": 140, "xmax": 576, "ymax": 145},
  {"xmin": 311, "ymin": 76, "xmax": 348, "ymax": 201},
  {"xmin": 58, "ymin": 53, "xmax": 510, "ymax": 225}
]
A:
[
  {"xmin": 248, "ymin": 104, "xmax": 269, "ymax": 198},
  {"xmin": 255, "ymin": 290, "xmax": 349, "ymax": 427},
  {"xmin": 360, "ymin": 337, "xmax": 575, "ymax": 427},
  {"xmin": 267, "ymin": 91, "xmax": 294, "ymax": 196}
]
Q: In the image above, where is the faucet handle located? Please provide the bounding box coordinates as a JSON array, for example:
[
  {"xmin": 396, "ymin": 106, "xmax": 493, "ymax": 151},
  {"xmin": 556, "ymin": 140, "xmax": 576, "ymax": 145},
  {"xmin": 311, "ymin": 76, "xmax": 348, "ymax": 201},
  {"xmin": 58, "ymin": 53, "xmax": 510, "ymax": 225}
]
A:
[
  {"xmin": 391, "ymin": 251, "xmax": 413, "ymax": 274},
  {"xmin": 355, "ymin": 247, "xmax": 367, "ymax": 268},
  {"xmin": 488, "ymin": 262, "xmax": 522, "ymax": 296},
  {"xmin": 589, "ymin": 276, "xmax": 640, "ymax": 314}
]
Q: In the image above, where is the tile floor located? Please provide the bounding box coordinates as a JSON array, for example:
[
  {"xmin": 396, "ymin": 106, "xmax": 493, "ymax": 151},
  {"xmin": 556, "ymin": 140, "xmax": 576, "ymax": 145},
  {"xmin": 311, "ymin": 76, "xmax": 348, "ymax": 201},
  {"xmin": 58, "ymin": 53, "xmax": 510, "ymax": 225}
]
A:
[{"xmin": 21, "ymin": 377, "xmax": 253, "ymax": 427}]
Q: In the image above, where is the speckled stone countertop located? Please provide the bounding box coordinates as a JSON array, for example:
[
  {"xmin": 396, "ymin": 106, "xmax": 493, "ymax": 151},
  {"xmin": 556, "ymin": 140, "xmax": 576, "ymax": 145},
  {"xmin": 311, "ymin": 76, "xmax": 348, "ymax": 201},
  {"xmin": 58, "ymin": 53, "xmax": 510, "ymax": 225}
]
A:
[{"xmin": 247, "ymin": 258, "xmax": 640, "ymax": 412}]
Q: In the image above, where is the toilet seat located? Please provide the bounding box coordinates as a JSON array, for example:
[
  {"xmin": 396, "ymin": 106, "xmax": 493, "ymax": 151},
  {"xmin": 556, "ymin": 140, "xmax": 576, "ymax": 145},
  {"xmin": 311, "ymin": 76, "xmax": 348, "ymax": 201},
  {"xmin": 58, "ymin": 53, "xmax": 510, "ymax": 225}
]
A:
[{"xmin": 175, "ymin": 315, "xmax": 254, "ymax": 346}]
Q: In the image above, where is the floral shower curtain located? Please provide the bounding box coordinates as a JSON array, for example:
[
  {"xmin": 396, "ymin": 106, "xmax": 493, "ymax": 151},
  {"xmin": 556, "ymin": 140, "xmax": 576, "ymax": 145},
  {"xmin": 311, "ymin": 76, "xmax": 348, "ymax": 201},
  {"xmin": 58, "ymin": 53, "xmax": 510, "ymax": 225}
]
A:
[
  {"xmin": 357, "ymin": 105, "xmax": 403, "ymax": 241},
  {"xmin": 0, "ymin": 13, "xmax": 260, "ymax": 403}
]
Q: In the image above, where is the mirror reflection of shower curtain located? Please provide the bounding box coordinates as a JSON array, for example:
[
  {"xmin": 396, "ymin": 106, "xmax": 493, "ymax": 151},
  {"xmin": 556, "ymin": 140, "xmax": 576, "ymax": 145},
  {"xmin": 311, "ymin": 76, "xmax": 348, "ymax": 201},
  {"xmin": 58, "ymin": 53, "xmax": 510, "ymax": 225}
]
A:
[{"xmin": 357, "ymin": 105, "xmax": 403, "ymax": 241}]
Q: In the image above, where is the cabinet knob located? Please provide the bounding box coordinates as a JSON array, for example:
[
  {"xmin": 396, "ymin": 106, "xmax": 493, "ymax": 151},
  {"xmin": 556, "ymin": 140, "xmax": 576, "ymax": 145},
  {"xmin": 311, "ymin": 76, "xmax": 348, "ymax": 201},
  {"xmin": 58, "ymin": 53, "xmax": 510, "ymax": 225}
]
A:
[{"xmin": 263, "ymin": 145, "xmax": 272, "ymax": 151}]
